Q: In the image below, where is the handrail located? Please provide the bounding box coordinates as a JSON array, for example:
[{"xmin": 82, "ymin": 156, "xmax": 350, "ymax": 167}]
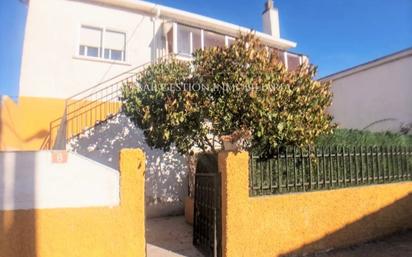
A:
[
  {"xmin": 52, "ymin": 55, "xmax": 173, "ymax": 149},
  {"xmin": 66, "ymin": 54, "xmax": 172, "ymax": 105}
]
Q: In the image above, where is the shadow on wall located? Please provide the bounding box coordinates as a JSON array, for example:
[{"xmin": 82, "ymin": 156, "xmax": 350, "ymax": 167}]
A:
[
  {"xmin": 0, "ymin": 152, "xmax": 37, "ymax": 256},
  {"xmin": 280, "ymin": 192, "xmax": 412, "ymax": 257},
  {"xmin": 0, "ymin": 96, "xmax": 65, "ymax": 151},
  {"xmin": 68, "ymin": 113, "xmax": 188, "ymax": 218}
]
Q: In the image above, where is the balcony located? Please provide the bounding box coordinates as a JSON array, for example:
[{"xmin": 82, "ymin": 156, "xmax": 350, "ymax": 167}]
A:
[{"xmin": 165, "ymin": 22, "xmax": 305, "ymax": 71}]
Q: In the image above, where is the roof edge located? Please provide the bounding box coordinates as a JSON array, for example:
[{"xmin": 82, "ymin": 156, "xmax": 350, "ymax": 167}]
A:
[
  {"xmin": 320, "ymin": 47, "xmax": 412, "ymax": 81},
  {"xmin": 83, "ymin": 0, "xmax": 297, "ymax": 49}
]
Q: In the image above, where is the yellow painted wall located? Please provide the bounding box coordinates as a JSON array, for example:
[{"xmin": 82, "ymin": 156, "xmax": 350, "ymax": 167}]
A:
[
  {"xmin": 0, "ymin": 149, "xmax": 146, "ymax": 257},
  {"xmin": 0, "ymin": 96, "xmax": 65, "ymax": 150},
  {"xmin": 0, "ymin": 96, "xmax": 121, "ymax": 150},
  {"xmin": 219, "ymin": 151, "xmax": 412, "ymax": 257}
]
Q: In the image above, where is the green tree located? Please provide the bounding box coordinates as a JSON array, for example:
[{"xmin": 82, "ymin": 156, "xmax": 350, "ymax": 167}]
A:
[{"xmin": 122, "ymin": 33, "xmax": 334, "ymax": 156}]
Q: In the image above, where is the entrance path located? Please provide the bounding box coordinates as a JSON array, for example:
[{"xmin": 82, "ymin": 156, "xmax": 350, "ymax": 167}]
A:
[
  {"xmin": 307, "ymin": 230, "xmax": 412, "ymax": 257},
  {"xmin": 146, "ymin": 216, "xmax": 204, "ymax": 257}
]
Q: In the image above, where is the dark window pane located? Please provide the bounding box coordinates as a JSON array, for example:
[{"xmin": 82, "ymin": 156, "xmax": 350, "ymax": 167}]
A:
[
  {"xmin": 204, "ymin": 31, "xmax": 225, "ymax": 48},
  {"xmin": 111, "ymin": 50, "xmax": 123, "ymax": 61},
  {"xmin": 87, "ymin": 46, "xmax": 99, "ymax": 57},
  {"xmin": 192, "ymin": 28, "xmax": 202, "ymax": 52},
  {"xmin": 287, "ymin": 54, "xmax": 301, "ymax": 71}
]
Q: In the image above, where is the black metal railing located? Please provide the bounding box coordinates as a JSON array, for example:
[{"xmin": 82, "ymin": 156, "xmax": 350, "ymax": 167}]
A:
[{"xmin": 249, "ymin": 145, "xmax": 412, "ymax": 196}]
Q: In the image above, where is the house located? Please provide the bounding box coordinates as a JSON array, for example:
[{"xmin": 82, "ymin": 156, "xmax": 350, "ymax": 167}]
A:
[
  {"xmin": 322, "ymin": 48, "xmax": 412, "ymax": 133},
  {"xmin": 0, "ymin": 0, "xmax": 302, "ymax": 217}
]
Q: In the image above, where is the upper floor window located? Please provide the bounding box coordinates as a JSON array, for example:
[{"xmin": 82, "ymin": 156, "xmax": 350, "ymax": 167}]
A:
[
  {"xmin": 177, "ymin": 24, "xmax": 201, "ymax": 56},
  {"xmin": 79, "ymin": 26, "xmax": 126, "ymax": 62},
  {"xmin": 104, "ymin": 30, "xmax": 126, "ymax": 61},
  {"xmin": 79, "ymin": 26, "xmax": 102, "ymax": 58},
  {"xmin": 203, "ymin": 31, "xmax": 225, "ymax": 48},
  {"xmin": 166, "ymin": 23, "xmax": 305, "ymax": 71},
  {"xmin": 286, "ymin": 53, "xmax": 301, "ymax": 71},
  {"xmin": 168, "ymin": 23, "xmax": 233, "ymax": 57}
]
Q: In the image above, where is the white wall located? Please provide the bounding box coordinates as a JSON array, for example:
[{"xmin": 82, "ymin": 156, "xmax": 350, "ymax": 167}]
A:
[
  {"xmin": 0, "ymin": 151, "xmax": 119, "ymax": 210},
  {"xmin": 329, "ymin": 54, "xmax": 412, "ymax": 132},
  {"xmin": 68, "ymin": 114, "xmax": 188, "ymax": 218},
  {"xmin": 19, "ymin": 0, "xmax": 165, "ymax": 99}
]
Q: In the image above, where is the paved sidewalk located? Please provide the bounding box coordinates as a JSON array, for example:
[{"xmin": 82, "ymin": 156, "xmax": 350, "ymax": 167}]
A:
[
  {"xmin": 146, "ymin": 217, "xmax": 411, "ymax": 257},
  {"xmin": 146, "ymin": 216, "xmax": 204, "ymax": 257},
  {"xmin": 308, "ymin": 230, "xmax": 412, "ymax": 257}
]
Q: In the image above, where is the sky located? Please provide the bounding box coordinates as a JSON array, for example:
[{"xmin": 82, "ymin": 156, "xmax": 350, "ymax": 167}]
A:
[{"xmin": 0, "ymin": 0, "xmax": 411, "ymax": 97}]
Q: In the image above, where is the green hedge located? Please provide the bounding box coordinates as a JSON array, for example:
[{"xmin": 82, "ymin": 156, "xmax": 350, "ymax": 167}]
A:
[{"xmin": 316, "ymin": 129, "xmax": 412, "ymax": 147}]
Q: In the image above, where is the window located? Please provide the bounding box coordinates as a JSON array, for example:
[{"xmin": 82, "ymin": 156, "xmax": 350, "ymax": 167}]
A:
[
  {"xmin": 104, "ymin": 30, "xmax": 126, "ymax": 61},
  {"xmin": 192, "ymin": 29, "xmax": 202, "ymax": 51},
  {"xmin": 286, "ymin": 53, "xmax": 301, "ymax": 71},
  {"xmin": 170, "ymin": 23, "xmax": 236, "ymax": 57},
  {"xmin": 204, "ymin": 31, "xmax": 225, "ymax": 48},
  {"xmin": 177, "ymin": 24, "xmax": 202, "ymax": 56},
  {"xmin": 78, "ymin": 26, "xmax": 126, "ymax": 62},
  {"xmin": 177, "ymin": 25, "xmax": 191, "ymax": 55},
  {"xmin": 79, "ymin": 26, "xmax": 102, "ymax": 58}
]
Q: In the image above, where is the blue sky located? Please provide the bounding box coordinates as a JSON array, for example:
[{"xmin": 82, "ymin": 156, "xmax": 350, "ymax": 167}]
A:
[{"xmin": 0, "ymin": 0, "xmax": 411, "ymax": 97}]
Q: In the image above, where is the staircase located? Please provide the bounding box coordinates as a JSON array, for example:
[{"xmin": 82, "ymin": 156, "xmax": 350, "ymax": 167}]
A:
[
  {"xmin": 51, "ymin": 56, "xmax": 169, "ymax": 150},
  {"xmin": 50, "ymin": 55, "xmax": 189, "ymax": 218}
]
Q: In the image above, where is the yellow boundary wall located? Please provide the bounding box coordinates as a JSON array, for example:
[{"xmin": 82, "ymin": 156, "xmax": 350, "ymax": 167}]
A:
[
  {"xmin": 0, "ymin": 149, "xmax": 146, "ymax": 257},
  {"xmin": 219, "ymin": 151, "xmax": 412, "ymax": 257},
  {"xmin": 0, "ymin": 96, "xmax": 121, "ymax": 150}
]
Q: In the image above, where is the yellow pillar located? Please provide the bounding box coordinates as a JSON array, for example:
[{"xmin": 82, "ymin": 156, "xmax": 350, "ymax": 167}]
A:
[
  {"xmin": 218, "ymin": 150, "xmax": 249, "ymax": 257},
  {"xmin": 119, "ymin": 148, "xmax": 146, "ymax": 256}
]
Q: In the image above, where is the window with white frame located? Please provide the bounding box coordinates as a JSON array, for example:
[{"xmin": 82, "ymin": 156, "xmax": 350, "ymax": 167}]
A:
[
  {"xmin": 79, "ymin": 26, "xmax": 126, "ymax": 62},
  {"xmin": 104, "ymin": 30, "xmax": 126, "ymax": 61},
  {"xmin": 79, "ymin": 26, "xmax": 102, "ymax": 58},
  {"xmin": 168, "ymin": 23, "xmax": 238, "ymax": 57},
  {"xmin": 177, "ymin": 24, "xmax": 202, "ymax": 56}
]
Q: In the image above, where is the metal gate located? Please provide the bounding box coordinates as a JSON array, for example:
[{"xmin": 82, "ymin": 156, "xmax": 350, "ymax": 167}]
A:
[{"xmin": 193, "ymin": 172, "xmax": 221, "ymax": 257}]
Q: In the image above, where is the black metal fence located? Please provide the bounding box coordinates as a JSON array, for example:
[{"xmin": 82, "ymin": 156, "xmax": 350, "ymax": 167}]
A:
[{"xmin": 249, "ymin": 145, "xmax": 412, "ymax": 196}]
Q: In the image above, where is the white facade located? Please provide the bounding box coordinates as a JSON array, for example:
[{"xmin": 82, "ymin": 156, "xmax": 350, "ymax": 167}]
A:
[
  {"xmin": 19, "ymin": 0, "xmax": 297, "ymax": 99},
  {"xmin": 19, "ymin": 0, "xmax": 160, "ymax": 98},
  {"xmin": 0, "ymin": 151, "xmax": 119, "ymax": 210},
  {"xmin": 323, "ymin": 48, "xmax": 412, "ymax": 132},
  {"xmin": 17, "ymin": 0, "xmax": 300, "ymax": 217}
]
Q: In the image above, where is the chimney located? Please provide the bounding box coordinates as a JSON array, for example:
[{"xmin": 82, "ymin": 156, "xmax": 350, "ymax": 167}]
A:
[{"xmin": 262, "ymin": 0, "xmax": 280, "ymax": 38}]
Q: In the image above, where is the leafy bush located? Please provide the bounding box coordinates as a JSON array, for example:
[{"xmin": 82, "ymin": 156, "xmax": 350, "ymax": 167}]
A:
[
  {"xmin": 122, "ymin": 33, "xmax": 335, "ymax": 155},
  {"xmin": 122, "ymin": 59, "xmax": 197, "ymax": 152},
  {"xmin": 316, "ymin": 128, "xmax": 412, "ymax": 146}
]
